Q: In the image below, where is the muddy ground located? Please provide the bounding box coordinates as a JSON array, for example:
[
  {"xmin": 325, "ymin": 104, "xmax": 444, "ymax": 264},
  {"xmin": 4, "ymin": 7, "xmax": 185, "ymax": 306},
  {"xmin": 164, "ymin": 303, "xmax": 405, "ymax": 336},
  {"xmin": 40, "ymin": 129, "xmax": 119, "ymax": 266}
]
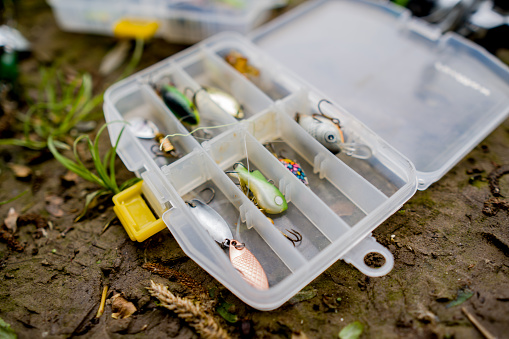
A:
[{"xmin": 1, "ymin": 1, "xmax": 508, "ymax": 338}]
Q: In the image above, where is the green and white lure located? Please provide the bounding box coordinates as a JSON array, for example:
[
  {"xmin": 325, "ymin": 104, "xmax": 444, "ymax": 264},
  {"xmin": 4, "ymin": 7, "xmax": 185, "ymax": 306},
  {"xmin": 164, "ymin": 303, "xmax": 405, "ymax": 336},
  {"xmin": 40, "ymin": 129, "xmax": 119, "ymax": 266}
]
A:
[{"xmin": 228, "ymin": 162, "xmax": 287, "ymax": 214}]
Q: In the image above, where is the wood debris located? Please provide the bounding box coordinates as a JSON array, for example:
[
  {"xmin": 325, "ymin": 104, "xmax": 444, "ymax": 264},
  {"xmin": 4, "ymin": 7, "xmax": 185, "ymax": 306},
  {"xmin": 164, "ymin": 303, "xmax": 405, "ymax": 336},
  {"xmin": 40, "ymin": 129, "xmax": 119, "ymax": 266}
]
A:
[
  {"xmin": 482, "ymin": 197, "xmax": 509, "ymax": 216},
  {"xmin": 0, "ymin": 229, "xmax": 24, "ymax": 252},
  {"xmin": 488, "ymin": 164, "xmax": 509, "ymax": 196},
  {"xmin": 96, "ymin": 285, "xmax": 108, "ymax": 318},
  {"xmin": 17, "ymin": 213, "xmax": 47, "ymax": 229},
  {"xmin": 462, "ymin": 307, "xmax": 497, "ymax": 339}
]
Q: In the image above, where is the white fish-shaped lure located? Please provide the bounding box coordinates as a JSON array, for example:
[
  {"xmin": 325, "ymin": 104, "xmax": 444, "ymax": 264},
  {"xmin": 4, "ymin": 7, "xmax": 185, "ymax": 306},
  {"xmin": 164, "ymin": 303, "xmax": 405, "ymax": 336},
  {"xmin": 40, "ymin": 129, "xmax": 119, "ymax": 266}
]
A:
[{"xmin": 296, "ymin": 113, "xmax": 372, "ymax": 159}]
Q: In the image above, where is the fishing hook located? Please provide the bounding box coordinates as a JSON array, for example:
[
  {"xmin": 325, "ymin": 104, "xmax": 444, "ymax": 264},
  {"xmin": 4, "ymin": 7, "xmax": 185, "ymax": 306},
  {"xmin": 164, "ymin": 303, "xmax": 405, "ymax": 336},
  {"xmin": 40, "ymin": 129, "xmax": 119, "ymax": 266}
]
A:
[
  {"xmin": 199, "ymin": 187, "xmax": 216, "ymax": 205},
  {"xmin": 280, "ymin": 229, "xmax": 302, "ymax": 247}
]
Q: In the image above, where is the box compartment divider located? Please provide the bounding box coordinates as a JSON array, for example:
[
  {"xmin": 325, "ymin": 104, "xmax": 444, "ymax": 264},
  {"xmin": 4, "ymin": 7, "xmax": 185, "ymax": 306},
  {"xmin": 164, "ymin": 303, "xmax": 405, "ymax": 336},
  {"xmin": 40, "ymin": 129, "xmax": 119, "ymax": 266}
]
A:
[{"xmin": 162, "ymin": 149, "xmax": 308, "ymax": 274}]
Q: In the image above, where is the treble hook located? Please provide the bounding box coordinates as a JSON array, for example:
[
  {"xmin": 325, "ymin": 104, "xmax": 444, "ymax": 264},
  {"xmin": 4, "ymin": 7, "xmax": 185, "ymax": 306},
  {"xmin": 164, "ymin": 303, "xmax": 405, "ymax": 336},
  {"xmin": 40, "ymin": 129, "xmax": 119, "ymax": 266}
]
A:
[
  {"xmin": 199, "ymin": 187, "xmax": 215, "ymax": 205},
  {"xmin": 280, "ymin": 229, "xmax": 302, "ymax": 247},
  {"xmin": 185, "ymin": 187, "xmax": 215, "ymax": 208},
  {"xmin": 188, "ymin": 87, "xmax": 207, "ymax": 106},
  {"xmin": 316, "ymin": 99, "xmax": 341, "ymax": 126}
]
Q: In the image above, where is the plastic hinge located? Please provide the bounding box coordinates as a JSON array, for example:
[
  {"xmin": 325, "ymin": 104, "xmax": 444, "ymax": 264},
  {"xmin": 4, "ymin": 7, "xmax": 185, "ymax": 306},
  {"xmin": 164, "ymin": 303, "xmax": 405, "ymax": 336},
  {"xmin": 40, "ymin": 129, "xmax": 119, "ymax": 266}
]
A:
[
  {"xmin": 342, "ymin": 235, "xmax": 394, "ymax": 277},
  {"xmin": 112, "ymin": 180, "xmax": 167, "ymax": 242}
]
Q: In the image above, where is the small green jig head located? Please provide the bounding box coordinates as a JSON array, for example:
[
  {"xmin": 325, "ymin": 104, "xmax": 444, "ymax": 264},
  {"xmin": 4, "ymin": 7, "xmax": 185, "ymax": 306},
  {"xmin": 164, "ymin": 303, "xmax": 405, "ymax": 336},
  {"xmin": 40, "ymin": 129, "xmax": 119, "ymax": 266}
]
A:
[
  {"xmin": 228, "ymin": 162, "xmax": 287, "ymax": 214},
  {"xmin": 158, "ymin": 84, "xmax": 200, "ymax": 125}
]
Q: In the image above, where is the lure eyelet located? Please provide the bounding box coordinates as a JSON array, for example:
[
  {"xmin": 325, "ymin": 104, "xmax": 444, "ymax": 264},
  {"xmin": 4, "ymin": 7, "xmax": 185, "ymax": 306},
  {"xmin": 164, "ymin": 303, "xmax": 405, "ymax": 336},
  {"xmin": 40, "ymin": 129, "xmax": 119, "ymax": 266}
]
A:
[{"xmin": 230, "ymin": 240, "xmax": 245, "ymax": 250}]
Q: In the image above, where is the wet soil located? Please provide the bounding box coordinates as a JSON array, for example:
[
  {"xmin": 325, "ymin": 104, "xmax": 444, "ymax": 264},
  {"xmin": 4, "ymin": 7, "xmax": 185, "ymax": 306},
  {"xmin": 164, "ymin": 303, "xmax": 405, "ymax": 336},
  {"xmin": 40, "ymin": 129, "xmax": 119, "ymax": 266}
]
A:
[{"xmin": 1, "ymin": 1, "xmax": 508, "ymax": 338}]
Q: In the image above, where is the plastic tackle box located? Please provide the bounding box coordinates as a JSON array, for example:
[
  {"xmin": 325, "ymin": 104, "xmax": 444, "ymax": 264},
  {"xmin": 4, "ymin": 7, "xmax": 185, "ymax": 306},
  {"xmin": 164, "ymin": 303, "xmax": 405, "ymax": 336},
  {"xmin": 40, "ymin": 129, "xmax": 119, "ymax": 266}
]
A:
[
  {"xmin": 104, "ymin": 0, "xmax": 509, "ymax": 310},
  {"xmin": 47, "ymin": 0, "xmax": 283, "ymax": 43}
]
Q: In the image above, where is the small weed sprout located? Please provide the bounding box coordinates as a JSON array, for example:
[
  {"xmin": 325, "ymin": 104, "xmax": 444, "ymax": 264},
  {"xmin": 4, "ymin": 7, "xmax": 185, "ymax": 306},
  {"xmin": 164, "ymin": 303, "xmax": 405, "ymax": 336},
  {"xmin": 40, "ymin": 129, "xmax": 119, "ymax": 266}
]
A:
[
  {"xmin": 0, "ymin": 38, "xmax": 145, "ymax": 150},
  {"xmin": 1, "ymin": 67, "xmax": 103, "ymax": 150},
  {"xmin": 48, "ymin": 122, "xmax": 140, "ymax": 221}
]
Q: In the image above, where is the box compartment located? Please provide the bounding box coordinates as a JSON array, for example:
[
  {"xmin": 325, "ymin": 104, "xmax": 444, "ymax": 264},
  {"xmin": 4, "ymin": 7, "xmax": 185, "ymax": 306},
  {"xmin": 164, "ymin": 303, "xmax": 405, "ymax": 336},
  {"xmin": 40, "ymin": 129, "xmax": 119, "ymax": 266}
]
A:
[{"xmin": 104, "ymin": 0, "xmax": 509, "ymax": 310}]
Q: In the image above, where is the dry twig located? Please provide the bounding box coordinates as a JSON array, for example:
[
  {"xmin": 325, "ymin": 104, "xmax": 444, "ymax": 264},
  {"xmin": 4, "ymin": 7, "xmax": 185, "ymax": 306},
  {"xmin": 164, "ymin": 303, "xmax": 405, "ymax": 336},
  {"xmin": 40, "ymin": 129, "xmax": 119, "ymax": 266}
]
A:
[
  {"xmin": 462, "ymin": 307, "xmax": 497, "ymax": 339},
  {"xmin": 148, "ymin": 281, "xmax": 230, "ymax": 339},
  {"xmin": 96, "ymin": 285, "xmax": 108, "ymax": 318}
]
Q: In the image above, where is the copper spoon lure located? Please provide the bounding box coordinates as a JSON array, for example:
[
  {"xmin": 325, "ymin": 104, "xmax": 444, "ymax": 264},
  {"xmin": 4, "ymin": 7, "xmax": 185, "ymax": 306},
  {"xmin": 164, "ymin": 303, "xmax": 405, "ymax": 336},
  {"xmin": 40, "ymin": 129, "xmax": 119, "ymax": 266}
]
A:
[{"xmin": 187, "ymin": 198, "xmax": 269, "ymax": 290}]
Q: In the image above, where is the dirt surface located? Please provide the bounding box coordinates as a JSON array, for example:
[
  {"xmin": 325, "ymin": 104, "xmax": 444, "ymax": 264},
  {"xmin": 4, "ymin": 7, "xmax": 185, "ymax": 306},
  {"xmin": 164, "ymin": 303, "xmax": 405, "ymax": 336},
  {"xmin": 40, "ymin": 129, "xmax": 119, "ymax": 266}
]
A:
[{"xmin": 1, "ymin": 1, "xmax": 508, "ymax": 338}]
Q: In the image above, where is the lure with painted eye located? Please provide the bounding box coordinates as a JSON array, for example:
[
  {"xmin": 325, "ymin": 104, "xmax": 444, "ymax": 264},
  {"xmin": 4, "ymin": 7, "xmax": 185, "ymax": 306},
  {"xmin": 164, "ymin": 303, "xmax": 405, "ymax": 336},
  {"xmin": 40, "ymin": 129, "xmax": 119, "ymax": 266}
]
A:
[
  {"xmin": 228, "ymin": 163, "xmax": 287, "ymax": 214},
  {"xmin": 194, "ymin": 86, "xmax": 244, "ymax": 119},
  {"xmin": 296, "ymin": 112, "xmax": 372, "ymax": 159},
  {"xmin": 296, "ymin": 113, "xmax": 343, "ymax": 154},
  {"xmin": 186, "ymin": 198, "xmax": 268, "ymax": 290},
  {"xmin": 159, "ymin": 84, "xmax": 200, "ymax": 125}
]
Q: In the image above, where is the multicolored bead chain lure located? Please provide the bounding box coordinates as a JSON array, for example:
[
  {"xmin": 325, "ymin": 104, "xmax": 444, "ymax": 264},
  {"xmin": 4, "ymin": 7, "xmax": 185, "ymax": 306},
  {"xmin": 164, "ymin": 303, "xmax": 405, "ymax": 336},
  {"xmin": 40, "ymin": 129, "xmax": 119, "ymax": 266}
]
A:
[{"xmin": 278, "ymin": 158, "xmax": 308, "ymax": 186}]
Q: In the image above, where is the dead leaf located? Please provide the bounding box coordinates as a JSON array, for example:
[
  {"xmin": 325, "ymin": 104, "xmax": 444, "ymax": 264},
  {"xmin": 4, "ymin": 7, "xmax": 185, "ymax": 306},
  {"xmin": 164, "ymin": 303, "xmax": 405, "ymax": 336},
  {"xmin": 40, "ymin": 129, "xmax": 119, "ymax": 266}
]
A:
[
  {"xmin": 45, "ymin": 195, "xmax": 64, "ymax": 217},
  {"xmin": 4, "ymin": 208, "xmax": 18, "ymax": 233},
  {"xmin": 7, "ymin": 163, "xmax": 32, "ymax": 179},
  {"xmin": 292, "ymin": 332, "xmax": 309, "ymax": 339},
  {"xmin": 110, "ymin": 293, "xmax": 136, "ymax": 319},
  {"xmin": 61, "ymin": 171, "xmax": 79, "ymax": 186},
  {"xmin": 99, "ymin": 40, "xmax": 131, "ymax": 76}
]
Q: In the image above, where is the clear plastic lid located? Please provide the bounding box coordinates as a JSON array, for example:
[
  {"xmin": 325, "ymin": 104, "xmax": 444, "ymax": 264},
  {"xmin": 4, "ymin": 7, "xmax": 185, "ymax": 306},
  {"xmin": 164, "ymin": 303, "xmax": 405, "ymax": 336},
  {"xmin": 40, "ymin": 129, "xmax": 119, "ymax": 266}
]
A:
[{"xmin": 252, "ymin": 0, "xmax": 509, "ymax": 189}]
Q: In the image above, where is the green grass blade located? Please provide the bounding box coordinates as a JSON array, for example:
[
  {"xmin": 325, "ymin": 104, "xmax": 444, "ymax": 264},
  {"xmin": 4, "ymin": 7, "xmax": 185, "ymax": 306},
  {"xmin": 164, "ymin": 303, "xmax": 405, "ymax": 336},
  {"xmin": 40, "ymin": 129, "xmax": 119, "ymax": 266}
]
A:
[
  {"xmin": 0, "ymin": 190, "xmax": 28, "ymax": 205},
  {"xmin": 87, "ymin": 133, "xmax": 111, "ymax": 190},
  {"xmin": 119, "ymin": 177, "xmax": 141, "ymax": 191},
  {"xmin": 120, "ymin": 38, "xmax": 144, "ymax": 79},
  {"xmin": 73, "ymin": 134, "xmax": 92, "ymax": 169},
  {"xmin": 108, "ymin": 126, "xmax": 125, "ymax": 194},
  {"xmin": 48, "ymin": 136, "xmax": 103, "ymax": 187},
  {"xmin": 74, "ymin": 189, "xmax": 111, "ymax": 222},
  {"xmin": 0, "ymin": 138, "xmax": 47, "ymax": 150},
  {"xmin": 23, "ymin": 106, "xmax": 36, "ymax": 140}
]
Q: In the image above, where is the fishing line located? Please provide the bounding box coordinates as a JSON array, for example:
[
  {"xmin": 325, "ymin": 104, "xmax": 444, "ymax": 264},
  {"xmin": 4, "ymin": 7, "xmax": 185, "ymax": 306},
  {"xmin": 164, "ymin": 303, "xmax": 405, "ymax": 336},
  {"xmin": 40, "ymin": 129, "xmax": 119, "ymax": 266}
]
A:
[{"xmin": 159, "ymin": 121, "xmax": 239, "ymax": 150}]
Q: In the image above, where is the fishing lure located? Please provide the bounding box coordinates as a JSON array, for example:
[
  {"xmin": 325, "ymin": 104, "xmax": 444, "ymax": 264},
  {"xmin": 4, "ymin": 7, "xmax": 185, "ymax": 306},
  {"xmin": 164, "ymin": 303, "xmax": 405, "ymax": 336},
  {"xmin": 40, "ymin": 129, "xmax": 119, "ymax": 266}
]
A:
[
  {"xmin": 228, "ymin": 162, "xmax": 287, "ymax": 214},
  {"xmin": 227, "ymin": 163, "xmax": 302, "ymax": 246},
  {"xmin": 193, "ymin": 86, "xmax": 244, "ymax": 119},
  {"xmin": 156, "ymin": 84, "xmax": 200, "ymax": 125},
  {"xmin": 295, "ymin": 100, "xmax": 372, "ymax": 159},
  {"xmin": 224, "ymin": 50, "xmax": 260, "ymax": 78},
  {"xmin": 266, "ymin": 144, "xmax": 308, "ymax": 186},
  {"xmin": 279, "ymin": 158, "xmax": 309, "ymax": 186},
  {"xmin": 186, "ymin": 196, "xmax": 268, "ymax": 290},
  {"xmin": 151, "ymin": 132, "xmax": 179, "ymax": 158},
  {"xmin": 127, "ymin": 117, "xmax": 160, "ymax": 139}
]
